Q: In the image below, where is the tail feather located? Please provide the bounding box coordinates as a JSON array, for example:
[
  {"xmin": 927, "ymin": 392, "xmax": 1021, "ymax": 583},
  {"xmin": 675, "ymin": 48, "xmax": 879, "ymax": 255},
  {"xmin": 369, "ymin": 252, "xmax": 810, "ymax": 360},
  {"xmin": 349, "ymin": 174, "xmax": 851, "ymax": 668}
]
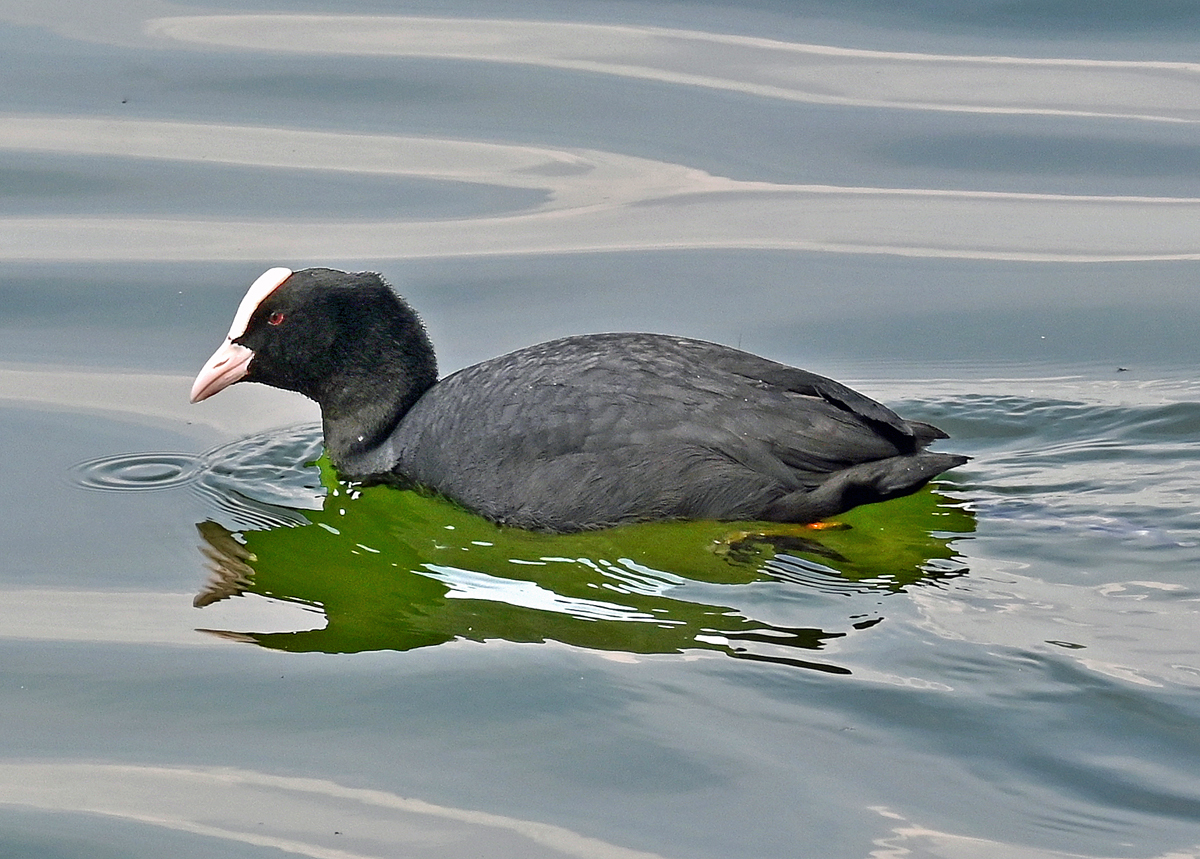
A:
[
  {"xmin": 764, "ymin": 451, "xmax": 968, "ymax": 523},
  {"xmin": 905, "ymin": 420, "xmax": 951, "ymax": 447}
]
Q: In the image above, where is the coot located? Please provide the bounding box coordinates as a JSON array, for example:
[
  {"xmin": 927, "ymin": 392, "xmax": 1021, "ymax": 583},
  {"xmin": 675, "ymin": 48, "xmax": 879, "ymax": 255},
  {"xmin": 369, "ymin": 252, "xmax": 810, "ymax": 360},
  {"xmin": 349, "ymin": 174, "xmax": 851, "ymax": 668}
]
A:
[{"xmin": 192, "ymin": 267, "xmax": 967, "ymax": 532}]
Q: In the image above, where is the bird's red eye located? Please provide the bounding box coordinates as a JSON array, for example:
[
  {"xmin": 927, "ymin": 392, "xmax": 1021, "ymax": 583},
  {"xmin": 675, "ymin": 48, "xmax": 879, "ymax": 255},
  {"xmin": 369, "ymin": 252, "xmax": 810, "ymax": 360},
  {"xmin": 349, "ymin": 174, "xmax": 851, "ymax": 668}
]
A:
[{"xmin": 268, "ymin": 311, "xmax": 286, "ymax": 326}]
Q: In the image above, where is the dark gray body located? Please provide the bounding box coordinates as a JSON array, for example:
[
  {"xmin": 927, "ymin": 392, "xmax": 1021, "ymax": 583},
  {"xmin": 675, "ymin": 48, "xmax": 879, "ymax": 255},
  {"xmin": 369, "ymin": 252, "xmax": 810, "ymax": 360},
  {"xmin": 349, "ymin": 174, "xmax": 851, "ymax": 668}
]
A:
[{"xmin": 336, "ymin": 333, "xmax": 965, "ymax": 532}]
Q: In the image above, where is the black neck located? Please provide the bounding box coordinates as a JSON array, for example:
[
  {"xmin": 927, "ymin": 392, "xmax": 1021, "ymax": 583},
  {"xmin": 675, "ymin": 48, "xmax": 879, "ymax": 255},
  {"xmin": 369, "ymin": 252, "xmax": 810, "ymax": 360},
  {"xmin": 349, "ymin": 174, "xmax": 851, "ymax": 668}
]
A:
[
  {"xmin": 321, "ymin": 368, "xmax": 434, "ymax": 468},
  {"xmin": 317, "ymin": 323, "xmax": 438, "ymax": 469}
]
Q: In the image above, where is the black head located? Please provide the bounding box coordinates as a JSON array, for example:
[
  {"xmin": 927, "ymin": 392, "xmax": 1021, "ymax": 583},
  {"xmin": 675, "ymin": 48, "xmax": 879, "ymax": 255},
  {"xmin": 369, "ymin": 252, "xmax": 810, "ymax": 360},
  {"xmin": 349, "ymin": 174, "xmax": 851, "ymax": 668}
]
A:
[{"xmin": 191, "ymin": 267, "xmax": 438, "ymax": 419}]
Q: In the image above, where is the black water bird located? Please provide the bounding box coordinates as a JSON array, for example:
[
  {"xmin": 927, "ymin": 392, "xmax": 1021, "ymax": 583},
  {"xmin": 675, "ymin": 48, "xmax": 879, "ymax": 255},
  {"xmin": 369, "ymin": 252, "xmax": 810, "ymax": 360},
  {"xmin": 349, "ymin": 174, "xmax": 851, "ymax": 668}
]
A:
[{"xmin": 191, "ymin": 267, "xmax": 967, "ymax": 532}]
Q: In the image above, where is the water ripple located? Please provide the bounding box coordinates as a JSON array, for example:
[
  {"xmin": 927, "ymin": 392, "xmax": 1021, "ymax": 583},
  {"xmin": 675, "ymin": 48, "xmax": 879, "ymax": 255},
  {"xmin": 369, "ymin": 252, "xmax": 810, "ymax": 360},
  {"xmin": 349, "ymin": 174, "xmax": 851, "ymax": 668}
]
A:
[
  {"xmin": 71, "ymin": 451, "xmax": 204, "ymax": 492},
  {"xmin": 2, "ymin": 116, "xmax": 1198, "ymax": 263},
  {"xmin": 903, "ymin": 390, "xmax": 1200, "ymax": 553},
  {"xmin": 146, "ymin": 15, "xmax": 1200, "ymax": 123},
  {"xmin": 70, "ymin": 424, "xmax": 326, "ymax": 530}
]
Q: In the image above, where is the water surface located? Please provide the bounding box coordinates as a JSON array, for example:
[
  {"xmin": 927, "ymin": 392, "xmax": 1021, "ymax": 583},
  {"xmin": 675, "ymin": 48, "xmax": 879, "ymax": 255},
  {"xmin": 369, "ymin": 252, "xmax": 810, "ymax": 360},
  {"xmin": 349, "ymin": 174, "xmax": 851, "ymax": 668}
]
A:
[{"xmin": 2, "ymin": 2, "xmax": 1199, "ymax": 858}]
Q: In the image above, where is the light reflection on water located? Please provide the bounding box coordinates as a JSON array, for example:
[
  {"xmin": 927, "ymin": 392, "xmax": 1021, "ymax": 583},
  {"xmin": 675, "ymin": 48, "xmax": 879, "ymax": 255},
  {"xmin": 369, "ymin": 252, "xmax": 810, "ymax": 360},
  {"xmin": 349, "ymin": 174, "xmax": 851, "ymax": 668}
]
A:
[
  {"xmin": 1, "ymin": 115, "xmax": 1197, "ymax": 262},
  {"xmin": 136, "ymin": 16, "xmax": 1200, "ymax": 122},
  {"xmin": 0, "ymin": 762, "xmax": 671, "ymax": 859},
  {"xmin": 2, "ymin": 3, "xmax": 1200, "ymax": 859},
  {"xmin": 2, "ymin": 16, "xmax": 1199, "ymax": 262}
]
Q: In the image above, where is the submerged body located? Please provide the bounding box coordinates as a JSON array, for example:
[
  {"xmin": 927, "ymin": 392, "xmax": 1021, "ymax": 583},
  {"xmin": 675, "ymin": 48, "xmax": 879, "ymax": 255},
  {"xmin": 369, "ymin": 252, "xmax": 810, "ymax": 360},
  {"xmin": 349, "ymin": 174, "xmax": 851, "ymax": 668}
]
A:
[{"xmin": 192, "ymin": 268, "xmax": 967, "ymax": 532}]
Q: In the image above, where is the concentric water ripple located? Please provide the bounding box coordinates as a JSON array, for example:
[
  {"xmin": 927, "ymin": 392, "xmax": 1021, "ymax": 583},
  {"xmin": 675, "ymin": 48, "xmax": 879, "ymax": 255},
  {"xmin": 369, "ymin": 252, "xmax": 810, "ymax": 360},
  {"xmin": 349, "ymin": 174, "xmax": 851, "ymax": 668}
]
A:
[
  {"xmin": 70, "ymin": 424, "xmax": 326, "ymax": 530},
  {"xmin": 191, "ymin": 424, "xmax": 325, "ymax": 530},
  {"xmin": 196, "ymin": 424, "xmax": 326, "ymax": 510},
  {"xmin": 71, "ymin": 451, "xmax": 204, "ymax": 492}
]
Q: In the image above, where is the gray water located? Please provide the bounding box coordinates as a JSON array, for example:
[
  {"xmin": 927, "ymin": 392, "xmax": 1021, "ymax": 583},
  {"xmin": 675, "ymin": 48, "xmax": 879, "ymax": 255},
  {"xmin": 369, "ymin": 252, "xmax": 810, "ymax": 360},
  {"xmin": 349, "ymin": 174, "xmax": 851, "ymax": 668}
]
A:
[{"xmin": 2, "ymin": 1, "xmax": 1200, "ymax": 858}]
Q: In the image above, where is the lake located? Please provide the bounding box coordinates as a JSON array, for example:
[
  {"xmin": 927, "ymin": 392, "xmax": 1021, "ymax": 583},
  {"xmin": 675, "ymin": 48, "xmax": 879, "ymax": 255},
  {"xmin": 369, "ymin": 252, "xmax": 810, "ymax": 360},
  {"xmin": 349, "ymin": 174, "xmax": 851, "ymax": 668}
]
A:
[{"xmin": 2, "ymin": 1, "xmax": 1200, "ymax": 857}]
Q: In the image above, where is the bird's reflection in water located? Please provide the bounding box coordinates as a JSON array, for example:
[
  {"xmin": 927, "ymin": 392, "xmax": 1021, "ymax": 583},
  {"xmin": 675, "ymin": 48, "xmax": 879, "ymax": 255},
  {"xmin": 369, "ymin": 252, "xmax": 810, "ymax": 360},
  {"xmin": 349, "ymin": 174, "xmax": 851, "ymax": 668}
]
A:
[{"xmin": 193, "ymin": 456, "xmax": 973, "ymax": 673}]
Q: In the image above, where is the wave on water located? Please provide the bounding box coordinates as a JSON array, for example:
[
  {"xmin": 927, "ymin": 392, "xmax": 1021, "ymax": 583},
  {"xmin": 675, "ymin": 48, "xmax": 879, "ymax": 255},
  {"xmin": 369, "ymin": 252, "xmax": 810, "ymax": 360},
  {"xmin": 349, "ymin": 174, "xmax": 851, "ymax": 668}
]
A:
[
  {"xmin": 65, "ymin": 378, "xmax": 1200, "ymax": 676},
  {"xmin": 71, "ymin": 423, "xmax": 326, "ymax": 530},
  {"xmin": 3, "ymin": 15, "xmax": 1199, "ymax": 263},
  {"xmin": 884, "ymin": 378, "xmax": 1200, "ymax": 531},
  {"xmin": 67, "ymin": 373, "xmax": 1200, "ymax": 555}
]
